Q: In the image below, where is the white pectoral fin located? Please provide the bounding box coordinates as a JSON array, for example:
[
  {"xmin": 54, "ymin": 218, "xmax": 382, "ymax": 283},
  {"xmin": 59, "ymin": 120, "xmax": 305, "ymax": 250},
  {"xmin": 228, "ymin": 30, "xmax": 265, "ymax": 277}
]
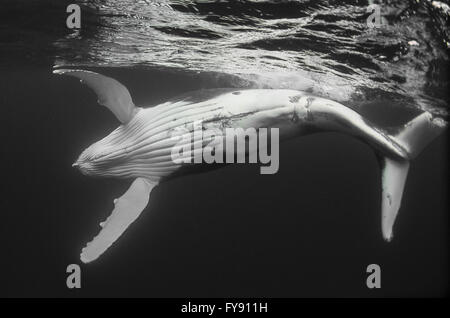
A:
[
  {"xmin": 53, "ymin": 68, "xmax": 136, "ymax": 123},
  {"xmin": 80, "ymin": 178, "xmax": 156, "ymax": 263}
]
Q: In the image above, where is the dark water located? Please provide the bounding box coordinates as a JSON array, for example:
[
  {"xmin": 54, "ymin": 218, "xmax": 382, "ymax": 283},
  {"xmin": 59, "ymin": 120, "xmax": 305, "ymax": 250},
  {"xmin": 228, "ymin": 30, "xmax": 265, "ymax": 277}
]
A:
[{"xmin": 0, "ymin": 0, "xmax": 448, "ymax": 297}]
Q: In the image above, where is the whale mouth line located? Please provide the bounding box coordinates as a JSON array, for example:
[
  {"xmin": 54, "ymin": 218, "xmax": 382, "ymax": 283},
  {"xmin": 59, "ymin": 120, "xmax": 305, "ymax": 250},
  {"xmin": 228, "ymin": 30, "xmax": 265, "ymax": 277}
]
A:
[
  {"xmin": 78, "ymin": 146, "xmax": 128, "ymax": 165},
  {"xmin": 72, "ymin": 159, "xmax": 94, "ymax": 176}
]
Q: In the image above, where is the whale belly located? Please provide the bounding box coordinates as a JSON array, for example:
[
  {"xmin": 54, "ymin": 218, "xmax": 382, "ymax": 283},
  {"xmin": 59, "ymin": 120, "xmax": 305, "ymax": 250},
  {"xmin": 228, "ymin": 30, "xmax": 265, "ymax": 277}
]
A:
[{"xmin": 96, "ymin": 89, "xmax": 308, "ymax": 181}]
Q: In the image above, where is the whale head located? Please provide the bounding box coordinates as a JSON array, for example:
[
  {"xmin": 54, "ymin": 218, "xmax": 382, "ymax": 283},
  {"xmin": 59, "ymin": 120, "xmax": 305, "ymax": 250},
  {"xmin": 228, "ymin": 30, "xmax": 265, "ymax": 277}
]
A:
[{"xmin": 72, "ymin": 137, "xmax": 128, "ymax": 177}]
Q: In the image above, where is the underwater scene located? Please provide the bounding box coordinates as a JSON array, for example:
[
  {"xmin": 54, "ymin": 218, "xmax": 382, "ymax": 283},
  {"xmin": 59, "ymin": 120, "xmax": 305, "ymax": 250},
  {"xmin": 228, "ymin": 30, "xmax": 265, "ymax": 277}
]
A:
[{"xmin": 0, "ymin": 0, "xmax": 448, "ymax": 298}]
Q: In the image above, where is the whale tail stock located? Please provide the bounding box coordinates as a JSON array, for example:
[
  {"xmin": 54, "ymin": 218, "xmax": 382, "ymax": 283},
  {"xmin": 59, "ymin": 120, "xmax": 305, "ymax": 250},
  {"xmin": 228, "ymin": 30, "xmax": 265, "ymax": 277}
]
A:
[
  {"xmin": 307, "ymin": 97, "xmax": 446, "ymax": 242},
  {"xmin": 377, "ymin": 112, "xmax": 446, "ymax": 241}
]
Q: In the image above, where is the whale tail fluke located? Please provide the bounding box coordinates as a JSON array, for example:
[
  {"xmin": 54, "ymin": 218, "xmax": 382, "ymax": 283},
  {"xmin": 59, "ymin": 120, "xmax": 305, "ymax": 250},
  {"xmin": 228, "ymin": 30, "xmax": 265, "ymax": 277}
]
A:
[
  {"xmin": 380, "ymin": 112, "xmax": 447, "ymax": 241},
  {"xmin": 391, "ymin": 112, "xmax": 447, "ymax": 160},
  {"xmin": 379, "ymin": 157, "xmax": 409, "ymax": 241}
]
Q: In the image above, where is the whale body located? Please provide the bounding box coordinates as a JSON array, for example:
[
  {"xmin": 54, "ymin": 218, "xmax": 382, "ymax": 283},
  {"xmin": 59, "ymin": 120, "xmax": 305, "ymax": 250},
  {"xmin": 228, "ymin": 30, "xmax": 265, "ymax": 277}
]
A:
[{"xmin": 54, "ymin": 69, "xmax": 447, "ymax": 263}]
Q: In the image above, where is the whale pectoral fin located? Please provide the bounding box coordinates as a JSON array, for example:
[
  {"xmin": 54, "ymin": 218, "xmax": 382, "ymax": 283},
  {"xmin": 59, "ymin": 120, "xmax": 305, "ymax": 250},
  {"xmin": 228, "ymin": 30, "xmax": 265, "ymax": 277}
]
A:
[
  {"xmin": 80, "ymin": 178, "xmax": 156, "ymax": 263},
  {"xmin": 53, "ymin": 69, "xmax": 136, "ymax": 123},
  {"xmin": 380, "ymin": 157, "xmax": 410, "ymax": 242}
]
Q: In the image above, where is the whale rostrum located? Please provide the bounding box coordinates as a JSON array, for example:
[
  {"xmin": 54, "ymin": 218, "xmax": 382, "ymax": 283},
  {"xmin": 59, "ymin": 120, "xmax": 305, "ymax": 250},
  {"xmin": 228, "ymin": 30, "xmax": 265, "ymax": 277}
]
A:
[{"xmin": 54, "ymin": 69, "xmax": 447, "ymax": 263}]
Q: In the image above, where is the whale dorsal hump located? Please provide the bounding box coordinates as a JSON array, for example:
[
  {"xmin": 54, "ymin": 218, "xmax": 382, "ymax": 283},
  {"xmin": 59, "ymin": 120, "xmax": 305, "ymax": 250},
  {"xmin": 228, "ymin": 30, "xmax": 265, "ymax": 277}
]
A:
[{"xmin": 54, "ymin": 69, "xmax": 136, "ymax": 124}]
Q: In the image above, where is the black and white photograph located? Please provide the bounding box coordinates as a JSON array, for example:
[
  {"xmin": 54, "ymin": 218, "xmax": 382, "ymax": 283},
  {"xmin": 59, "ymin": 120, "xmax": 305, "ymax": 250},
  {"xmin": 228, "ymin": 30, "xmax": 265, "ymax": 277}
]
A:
[{"xmin": 0, "ymin": 0, "xmax": 448, "ymax": 303}]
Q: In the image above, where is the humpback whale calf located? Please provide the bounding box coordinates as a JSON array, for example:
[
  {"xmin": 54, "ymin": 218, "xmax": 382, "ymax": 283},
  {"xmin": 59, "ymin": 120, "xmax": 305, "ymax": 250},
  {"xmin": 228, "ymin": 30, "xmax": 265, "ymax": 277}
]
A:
[{"xmin": 54, "ymin": 69, "xmax": 447, "ymax": 263}]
